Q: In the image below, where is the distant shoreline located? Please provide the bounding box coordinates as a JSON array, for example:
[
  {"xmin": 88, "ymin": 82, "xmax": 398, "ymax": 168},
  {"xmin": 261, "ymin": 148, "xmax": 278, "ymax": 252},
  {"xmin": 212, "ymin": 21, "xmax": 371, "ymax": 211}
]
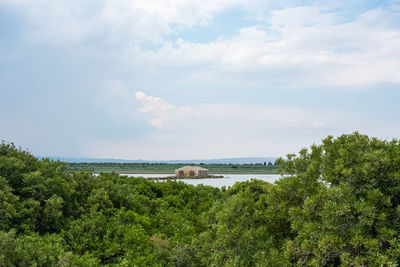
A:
[
  {"xmin": 91, "ymin": 171, "xmax": 280, "ymax": 175},
  {"xmin": 145, "ymin": 175, "xmax": 225, "ymax": 180}
]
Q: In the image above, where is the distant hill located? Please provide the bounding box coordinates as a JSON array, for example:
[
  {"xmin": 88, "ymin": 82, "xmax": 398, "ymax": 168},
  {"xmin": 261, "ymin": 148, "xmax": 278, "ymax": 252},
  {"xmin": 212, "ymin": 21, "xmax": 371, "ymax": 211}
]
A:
[{"xmin": 38, "ymin": 156, "xmax": 277, "ymax": 165}]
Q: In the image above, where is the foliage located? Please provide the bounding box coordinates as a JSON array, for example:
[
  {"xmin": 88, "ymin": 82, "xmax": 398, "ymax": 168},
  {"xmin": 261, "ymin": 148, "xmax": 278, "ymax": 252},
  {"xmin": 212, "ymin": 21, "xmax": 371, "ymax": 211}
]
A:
[{"xmin": 1, "ymin": 133, "xmax": 400, "ymax": 266}]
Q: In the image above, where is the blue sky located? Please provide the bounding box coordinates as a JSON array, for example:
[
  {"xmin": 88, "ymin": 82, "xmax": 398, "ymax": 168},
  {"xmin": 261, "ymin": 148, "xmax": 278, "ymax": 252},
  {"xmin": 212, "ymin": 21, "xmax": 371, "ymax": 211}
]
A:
[{"xmin": 1, "ymin": 0, "xmax": 399, "ymax": 160}]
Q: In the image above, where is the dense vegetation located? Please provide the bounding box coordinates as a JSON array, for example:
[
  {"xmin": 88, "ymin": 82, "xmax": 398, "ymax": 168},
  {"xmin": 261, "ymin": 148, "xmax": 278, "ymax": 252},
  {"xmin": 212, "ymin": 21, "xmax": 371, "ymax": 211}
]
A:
[
  {"xmin": 1, "ymin": 132, "xmax": 400, "ymax": 266},
  {"xmin": 67, "ymin": 162, "xmax": 278, "ymax": 174}
]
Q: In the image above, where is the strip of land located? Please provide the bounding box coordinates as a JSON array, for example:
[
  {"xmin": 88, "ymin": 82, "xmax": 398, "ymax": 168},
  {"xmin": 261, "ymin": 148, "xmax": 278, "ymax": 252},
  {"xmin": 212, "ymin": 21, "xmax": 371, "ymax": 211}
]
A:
[{"xmin": 67, "ymin": 162, "xmax": 279, "ymax": 174}]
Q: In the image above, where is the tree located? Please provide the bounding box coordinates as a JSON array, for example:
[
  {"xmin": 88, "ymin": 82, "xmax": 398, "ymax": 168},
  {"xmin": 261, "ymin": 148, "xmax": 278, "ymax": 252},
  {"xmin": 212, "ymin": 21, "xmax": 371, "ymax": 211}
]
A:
[{"xmin": 277, "ymin": 132, "xmax": 400, "ymax": 265}]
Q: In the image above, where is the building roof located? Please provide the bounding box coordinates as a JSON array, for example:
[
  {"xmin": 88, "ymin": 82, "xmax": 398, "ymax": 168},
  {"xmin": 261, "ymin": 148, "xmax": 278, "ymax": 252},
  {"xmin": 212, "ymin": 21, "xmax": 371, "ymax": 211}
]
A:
[{"xmin": 175, "ymin": 166, "xmax": 208, "ymax": 171}]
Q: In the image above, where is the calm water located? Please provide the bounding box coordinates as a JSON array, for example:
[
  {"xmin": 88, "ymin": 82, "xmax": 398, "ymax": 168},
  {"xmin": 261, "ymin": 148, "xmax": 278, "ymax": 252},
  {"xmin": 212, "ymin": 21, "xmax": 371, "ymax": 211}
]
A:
[{"xmin": 123, "ymin": 173, "xmax": 283, "ymax": 188}]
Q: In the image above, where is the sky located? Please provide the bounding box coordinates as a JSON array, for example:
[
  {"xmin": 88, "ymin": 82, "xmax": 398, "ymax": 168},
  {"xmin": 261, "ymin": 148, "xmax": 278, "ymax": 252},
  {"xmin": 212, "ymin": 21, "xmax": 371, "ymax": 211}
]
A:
[{"xmin": 1, "ymin": 0, "xmax": 400, "ymax": 160}]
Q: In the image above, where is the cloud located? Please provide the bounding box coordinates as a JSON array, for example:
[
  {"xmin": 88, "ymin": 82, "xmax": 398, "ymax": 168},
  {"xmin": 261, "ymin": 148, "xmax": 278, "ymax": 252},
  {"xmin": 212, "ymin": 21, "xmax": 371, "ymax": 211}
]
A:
[
  {"xmin": 134, "ymin": 91, "xmax": 333, "ymax": 132},
  {"xmin": 3, "ymin": 0, "xmax": 400, "ymax": 87},
  {"xmin": 85, "ymin": 90, "xmax": 400, "ymax": 159},
  {"xmin": 130, "ymin": 5, "xmax": 400, "ymax": 87},
  {"xmin": 0, "ymin": 0, "xmax": 250, "ymax": 45},
  {"xmin": 135, "ymin": 91, "xmax": 196, "ymax": 128},
  {"xmin": 82, "ymin": 91, "xmax": 342, "ymax": 159}
]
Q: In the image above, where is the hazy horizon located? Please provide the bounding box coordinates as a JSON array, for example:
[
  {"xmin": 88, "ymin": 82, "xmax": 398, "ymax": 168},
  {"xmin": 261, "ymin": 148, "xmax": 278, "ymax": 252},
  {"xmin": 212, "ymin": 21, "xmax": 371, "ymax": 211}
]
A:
[{"xmin": 37, "ymin": 155, "xmax": 278, "ymax": 164}]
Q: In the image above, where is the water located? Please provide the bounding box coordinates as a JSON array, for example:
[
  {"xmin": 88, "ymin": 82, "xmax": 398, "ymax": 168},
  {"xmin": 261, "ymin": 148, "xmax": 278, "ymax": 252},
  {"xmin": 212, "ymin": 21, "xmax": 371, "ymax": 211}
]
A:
[{"xmin": 122, "ymin": 173, "xmax": 283, "ymax": 188}]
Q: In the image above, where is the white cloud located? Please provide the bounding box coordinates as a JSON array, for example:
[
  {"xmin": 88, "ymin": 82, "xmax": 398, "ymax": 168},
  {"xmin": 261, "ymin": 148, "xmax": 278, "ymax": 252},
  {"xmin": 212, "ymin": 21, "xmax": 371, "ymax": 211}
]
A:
[
  {"xmin": 129, "ymin": 5, "xmax": 400, "ymax": 87},
  {"xmin": 85, "ymin": 99, "xmax": 400, "ymax": 159},
  {"xmin": 134, "ymin": 92, "xmax": 331, "ymax": 132},
  {"xmin": 82, "ymin": 92, "xmax": 342, "ymax": 159},
  {"xmin": 76, "ymin": 88, "xmax": 400, "ymax": 159},
  {"xmin": 1, "ymin": 0, "xmax": 251, "ymax": 44},
  {"xmin": 135, "ymin": 91, "xmax": 196, "ymax": 128},
  {"xmin": 4, "ymin": 0, "xmax": 400, "ymax": 87}
]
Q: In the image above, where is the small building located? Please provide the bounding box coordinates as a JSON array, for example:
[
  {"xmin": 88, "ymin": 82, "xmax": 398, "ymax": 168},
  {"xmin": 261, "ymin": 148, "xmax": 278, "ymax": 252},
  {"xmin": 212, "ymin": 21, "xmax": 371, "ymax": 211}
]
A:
[{"xmin": 175, "ymin": 166, "xmax": 208, "ymax": 178}]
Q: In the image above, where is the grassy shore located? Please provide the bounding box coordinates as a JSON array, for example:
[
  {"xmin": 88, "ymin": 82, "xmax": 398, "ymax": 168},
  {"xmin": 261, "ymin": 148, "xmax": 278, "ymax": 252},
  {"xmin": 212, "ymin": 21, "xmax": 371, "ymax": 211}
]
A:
[{"xmin": 67, "ymin": 162, "xmax": 279, "ymax": 174}]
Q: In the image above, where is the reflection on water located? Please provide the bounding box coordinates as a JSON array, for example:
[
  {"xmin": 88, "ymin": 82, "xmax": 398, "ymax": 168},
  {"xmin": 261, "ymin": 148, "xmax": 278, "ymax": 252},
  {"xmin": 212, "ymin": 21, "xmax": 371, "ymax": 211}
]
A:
[{"xmin": 123, "ymin": 173, "xmax": 283, "ymax": 188}]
